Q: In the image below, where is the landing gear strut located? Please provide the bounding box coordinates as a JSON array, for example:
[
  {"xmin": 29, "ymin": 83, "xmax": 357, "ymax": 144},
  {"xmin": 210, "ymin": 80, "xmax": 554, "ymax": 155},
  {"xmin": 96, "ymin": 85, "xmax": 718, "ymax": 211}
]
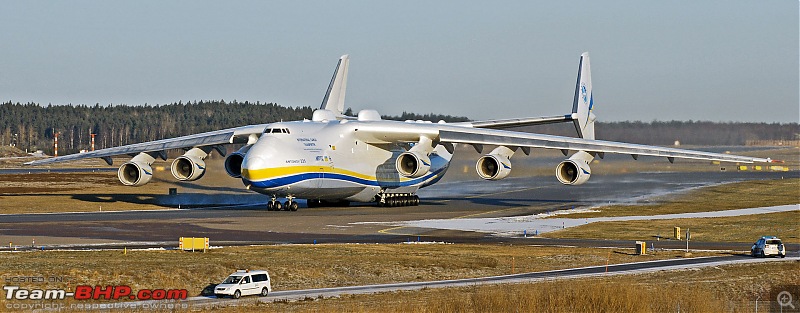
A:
[
  {"xmin": 377, "ymin": 194, "xmax": 420, "ymax": 207},
  {"xmin": 267, "ymin": 197, "xmax": 282, "ymax": 211},
  {"xmin": 284, "ymin": 200, "xmax": 299, "ymax": 211},
  {"xmin": 267, "ymin": 196, "xmax": 298, "ymax": 211}
]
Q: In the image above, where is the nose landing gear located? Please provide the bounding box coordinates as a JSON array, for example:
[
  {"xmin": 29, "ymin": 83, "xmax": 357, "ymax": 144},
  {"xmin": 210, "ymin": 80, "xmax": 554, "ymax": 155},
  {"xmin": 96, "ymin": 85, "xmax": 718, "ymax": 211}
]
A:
[
  {"xmin": 266, "ymin": 196, "xmax": 298, "ymax": 211},
  {"xmin": 267, "ymin": 198, "xmax": 282, "ymax": 211}
]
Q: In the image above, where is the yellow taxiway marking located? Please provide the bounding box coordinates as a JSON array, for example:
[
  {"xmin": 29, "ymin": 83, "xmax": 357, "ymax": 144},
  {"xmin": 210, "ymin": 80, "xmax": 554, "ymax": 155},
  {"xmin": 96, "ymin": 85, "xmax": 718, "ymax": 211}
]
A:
[
  {"xmin": 378, "ymin": 226, "xmax": 410, "ymax": 235},
  {"xmin": 378, "ymin": 185, "xmax": 550, "ymax": 236}
]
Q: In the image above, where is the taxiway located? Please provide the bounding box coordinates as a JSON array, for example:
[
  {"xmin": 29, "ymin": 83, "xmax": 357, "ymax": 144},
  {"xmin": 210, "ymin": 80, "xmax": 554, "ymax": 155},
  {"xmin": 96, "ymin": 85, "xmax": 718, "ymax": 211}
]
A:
[{"xmin": 0, "ymin": 171, "xmax": 795, "ymax": 251}]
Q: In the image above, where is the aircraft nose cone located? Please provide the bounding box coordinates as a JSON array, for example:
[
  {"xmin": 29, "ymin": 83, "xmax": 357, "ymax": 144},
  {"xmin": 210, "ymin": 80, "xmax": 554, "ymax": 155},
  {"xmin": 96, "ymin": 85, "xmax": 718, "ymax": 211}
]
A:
[{"xmin": 241, "ymin": 155, "xmax": 266, "ymax": 181}]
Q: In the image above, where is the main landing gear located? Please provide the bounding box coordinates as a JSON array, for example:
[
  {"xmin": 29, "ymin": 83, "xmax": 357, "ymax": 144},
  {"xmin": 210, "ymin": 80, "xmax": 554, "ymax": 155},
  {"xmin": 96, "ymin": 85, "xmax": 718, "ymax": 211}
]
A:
[
  {"xmin": 267, "ymin": 197, "xmax": 298, "ymax": 211},
  {"xmin": 377, "ymin": 194, "xmax": 420, "ymax": 207}
]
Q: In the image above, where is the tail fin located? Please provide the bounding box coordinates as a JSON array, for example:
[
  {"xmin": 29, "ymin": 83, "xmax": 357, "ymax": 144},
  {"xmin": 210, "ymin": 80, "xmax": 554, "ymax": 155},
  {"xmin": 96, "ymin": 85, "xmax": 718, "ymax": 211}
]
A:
[
  {"xmin": 320, "ymin": 54, "xmax": 350, "ymax": 115},
  {"xmin": 571, "ymin": 52, "xmax": 596, "ymax": 140}
]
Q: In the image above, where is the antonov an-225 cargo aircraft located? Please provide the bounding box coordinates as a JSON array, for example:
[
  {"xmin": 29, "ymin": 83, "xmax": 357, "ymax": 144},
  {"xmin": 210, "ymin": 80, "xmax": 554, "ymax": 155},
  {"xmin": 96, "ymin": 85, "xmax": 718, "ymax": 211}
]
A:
[{"xmin": 27, "ymin": 53, "xmax": 774, "ymax": 211}]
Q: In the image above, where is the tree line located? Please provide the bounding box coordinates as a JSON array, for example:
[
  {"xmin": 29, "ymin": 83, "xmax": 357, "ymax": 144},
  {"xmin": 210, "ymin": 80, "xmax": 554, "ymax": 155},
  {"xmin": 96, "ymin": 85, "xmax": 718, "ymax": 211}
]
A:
[
  {"xmin": 0, "ymin": 101, "xmax": 796, "ymax": 155},
  {"xmin": 0, "ymin": 101, "xmax": 469, "ymax": 154}
]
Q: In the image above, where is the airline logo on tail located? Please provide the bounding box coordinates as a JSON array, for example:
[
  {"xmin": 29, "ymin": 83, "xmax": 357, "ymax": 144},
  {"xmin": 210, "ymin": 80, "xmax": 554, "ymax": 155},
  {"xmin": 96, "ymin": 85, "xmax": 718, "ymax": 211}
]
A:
[{"xmin": 581, "ymin": 84, "xmax": 588, "ymax": 103}]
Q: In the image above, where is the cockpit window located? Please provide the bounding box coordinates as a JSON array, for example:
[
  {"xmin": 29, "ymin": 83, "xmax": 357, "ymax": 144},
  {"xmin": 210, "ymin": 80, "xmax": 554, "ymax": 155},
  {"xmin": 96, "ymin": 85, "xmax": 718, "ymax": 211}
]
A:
[{"xmin": 263, "ymin": 128, "xmax": 290, "ymax": 134}]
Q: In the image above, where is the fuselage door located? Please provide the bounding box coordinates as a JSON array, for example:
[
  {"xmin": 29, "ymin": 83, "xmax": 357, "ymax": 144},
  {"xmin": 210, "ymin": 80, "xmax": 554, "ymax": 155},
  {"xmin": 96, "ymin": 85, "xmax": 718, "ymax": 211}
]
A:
[{"xmin": 316, "ymin": 153, "xmax": 333, "ymax": 189}]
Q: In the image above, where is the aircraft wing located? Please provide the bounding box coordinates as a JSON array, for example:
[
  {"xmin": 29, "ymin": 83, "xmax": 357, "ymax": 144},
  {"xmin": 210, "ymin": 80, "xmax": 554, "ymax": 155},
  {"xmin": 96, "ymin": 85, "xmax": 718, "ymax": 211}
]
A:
[
  {"xmin": 438, "ymin": 127, "xmax": 773, "ymax": 164},
  {"xmin": 463, "ymin": 114, "xmax": 574, "ymax": 129},
  {"xmin": 24, "ymin": 124, "xmax": 270, "ymax": 166}
]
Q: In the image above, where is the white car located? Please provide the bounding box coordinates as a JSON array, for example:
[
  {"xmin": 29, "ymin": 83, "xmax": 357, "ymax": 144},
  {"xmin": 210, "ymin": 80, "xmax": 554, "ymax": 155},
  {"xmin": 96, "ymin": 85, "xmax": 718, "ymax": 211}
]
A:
[
  {"xmin": 751, "ymin": 236, "xmax": 786, "ymax": 258},
  {"xmin": 214, "ymin": 270, "xmax": 272, "ymax": 299}
]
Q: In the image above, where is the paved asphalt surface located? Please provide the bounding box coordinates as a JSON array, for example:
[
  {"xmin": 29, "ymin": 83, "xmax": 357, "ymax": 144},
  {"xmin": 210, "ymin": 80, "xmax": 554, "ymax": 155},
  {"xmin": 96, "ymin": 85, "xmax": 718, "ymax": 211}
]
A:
[{"xmin": 0, "ymin": 170, "xmax": 796, "ymax": 252}]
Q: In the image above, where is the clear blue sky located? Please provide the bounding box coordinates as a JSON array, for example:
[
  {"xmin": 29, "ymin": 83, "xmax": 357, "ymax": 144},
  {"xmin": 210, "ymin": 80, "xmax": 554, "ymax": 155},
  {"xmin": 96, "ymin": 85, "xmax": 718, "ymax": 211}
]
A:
[{"xmin": 1, "ymin": 1, "xmax": 797, "ymax": 122}]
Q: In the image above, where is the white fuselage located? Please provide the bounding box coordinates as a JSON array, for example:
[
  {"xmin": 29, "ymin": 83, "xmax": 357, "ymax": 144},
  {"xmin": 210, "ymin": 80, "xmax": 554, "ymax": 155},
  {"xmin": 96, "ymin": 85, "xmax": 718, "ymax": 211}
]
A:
[{"xmin": 239, "ymin": 119, "xmax": 455, "ymax": 202}]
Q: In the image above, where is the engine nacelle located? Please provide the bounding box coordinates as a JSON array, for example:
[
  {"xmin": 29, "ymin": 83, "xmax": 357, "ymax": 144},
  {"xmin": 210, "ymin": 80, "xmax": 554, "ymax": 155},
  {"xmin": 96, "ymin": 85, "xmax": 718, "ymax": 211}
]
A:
[
  {"xmin": 396, "ymin": 151, "xmax": 431, "ymax": 178},
  {"xmin": 225, "ymin": 145, "xmax": 252, "ymax": 178},
  {"xmin": 556, "ymin": 156, "xmax": 592, "ymax": 185},
  {"xmin": 171, "ymin": 155, "xmax": 206, "ymax": 181},
  {"xmin": 118, "ymin": 161, "xmax": 153, "ymax": 186},
  {"xmin": 476, "ymin": 154, "xmax": 512, "ymax": 180}
]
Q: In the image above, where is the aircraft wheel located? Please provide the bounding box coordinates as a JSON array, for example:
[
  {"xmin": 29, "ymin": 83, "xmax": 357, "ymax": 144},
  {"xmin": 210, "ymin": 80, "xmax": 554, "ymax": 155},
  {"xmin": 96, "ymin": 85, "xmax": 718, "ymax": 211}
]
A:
[
  {"xmin": 267, "ymin": 202, "xmax": 275, "ymax": 211},
  {"xmin": 413, "ymin": 196, "xmax": 420, "ymax": 206},
  {"xmin": 290, "ymin": 202, "xmax": 299, "ymax": 211},
  {"xmin": 274, "ymin": 202, "xmax": 283, "ymax": 211}
]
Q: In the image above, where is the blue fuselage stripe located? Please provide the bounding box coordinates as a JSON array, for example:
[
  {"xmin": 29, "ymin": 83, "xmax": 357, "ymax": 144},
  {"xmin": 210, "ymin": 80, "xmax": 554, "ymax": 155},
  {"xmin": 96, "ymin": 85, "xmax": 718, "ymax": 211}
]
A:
[{"xmin": 245, "ymin": 168, "xmax": 446, "ymax": 189}]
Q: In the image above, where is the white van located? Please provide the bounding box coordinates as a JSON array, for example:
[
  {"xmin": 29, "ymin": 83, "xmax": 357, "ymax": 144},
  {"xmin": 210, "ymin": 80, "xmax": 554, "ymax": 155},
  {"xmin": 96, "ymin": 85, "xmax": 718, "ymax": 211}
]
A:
[{"xmin": 214, "ymin": 270, "xmax": 272, "ymax": 299}]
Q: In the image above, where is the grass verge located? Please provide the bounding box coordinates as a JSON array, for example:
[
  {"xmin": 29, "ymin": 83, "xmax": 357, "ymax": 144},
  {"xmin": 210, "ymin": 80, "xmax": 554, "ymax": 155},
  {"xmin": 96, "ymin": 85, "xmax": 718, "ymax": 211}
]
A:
[
  {"xmin": 555, "ymin": 178, "xmax": 799, "ymax": 219},
  {"xmin": 0, "ymin": 244, "xmax": 723, "ymax": 300},
  {"xmin": 544, "ymin": 210, "xmax": 799, "ymax": 244},
  {"xmin": 541, "ymin": 178, "xmax": 799, "ymax": 243},
  {"xmin": 223, "ymin": 261, "xmax": 800, "ymax": 312}
]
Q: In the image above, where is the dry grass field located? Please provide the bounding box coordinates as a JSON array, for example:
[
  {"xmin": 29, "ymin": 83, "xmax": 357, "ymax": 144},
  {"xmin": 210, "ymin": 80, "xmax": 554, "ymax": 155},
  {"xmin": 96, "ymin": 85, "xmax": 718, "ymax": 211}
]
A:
[
  {"xmin": 3, "ymin": 244, "xmax": 791, "ymax": 312},
  {"xmin": 0, "ymin": 157, "xmax": 249, "ymax": 214},
  {"xmin": 546, "ymin": 210, "xmax": 799, "ymax": 244},
  {"xmin": 0, "ymin": 244, "xmax": 722, "ymax": 294},
  {"xmin": 542, "ymin": 178, "xmax": 800, "ymax": 243},
  {"xmin": 552, "ymin": 178, "xmax": 799, "ymax": 218},
  {"xmin": 249, "ymin": 261, "xmax": 799, "ymax": 313}
]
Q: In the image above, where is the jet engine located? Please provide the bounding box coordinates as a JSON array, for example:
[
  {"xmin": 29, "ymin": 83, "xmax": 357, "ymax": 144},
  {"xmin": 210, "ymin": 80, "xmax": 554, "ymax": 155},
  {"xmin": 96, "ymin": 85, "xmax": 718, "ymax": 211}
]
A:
[
  {"xmin": 225, "ymin": 145, "xmax": 252, "ymax": 178},
  {"xmin": 556, "ymin": 151, "xmax": 593, "ymax": 185},
  {"xmin": 118, "ymin": 153, "xmax": 155, "ymax": 186},
  {"xmin": 476, "ymin": 153, "xmax": 511, "ymax": 180},
  {"xmin": 396, "ymin": 151, "xmax": 431, "ymax": 178},
  {"xmin": 171, "ymin": 148, "xmax": 208, "ymax": 181}
]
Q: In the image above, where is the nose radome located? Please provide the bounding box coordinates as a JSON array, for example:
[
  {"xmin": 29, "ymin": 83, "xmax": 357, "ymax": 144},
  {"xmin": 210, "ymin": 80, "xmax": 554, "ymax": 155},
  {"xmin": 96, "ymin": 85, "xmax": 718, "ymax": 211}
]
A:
[{"xmin": 241, "ymin": 155, "xmax": 266, "ymax": 181}]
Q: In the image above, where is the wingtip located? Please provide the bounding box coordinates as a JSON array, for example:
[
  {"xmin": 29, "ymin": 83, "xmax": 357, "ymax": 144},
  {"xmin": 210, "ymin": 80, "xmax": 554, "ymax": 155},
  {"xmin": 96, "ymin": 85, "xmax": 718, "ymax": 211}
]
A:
[{"xmin": 340, "ymin": 54, "xmax": 349, "ymax": 60}]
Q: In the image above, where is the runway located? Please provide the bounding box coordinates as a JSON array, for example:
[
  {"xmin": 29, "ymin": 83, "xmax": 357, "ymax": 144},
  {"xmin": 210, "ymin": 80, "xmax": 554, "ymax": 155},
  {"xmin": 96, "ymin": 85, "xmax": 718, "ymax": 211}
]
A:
[{"xmin": 0, "ymin": 170, "xmax": 794, "ymax": 251}]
